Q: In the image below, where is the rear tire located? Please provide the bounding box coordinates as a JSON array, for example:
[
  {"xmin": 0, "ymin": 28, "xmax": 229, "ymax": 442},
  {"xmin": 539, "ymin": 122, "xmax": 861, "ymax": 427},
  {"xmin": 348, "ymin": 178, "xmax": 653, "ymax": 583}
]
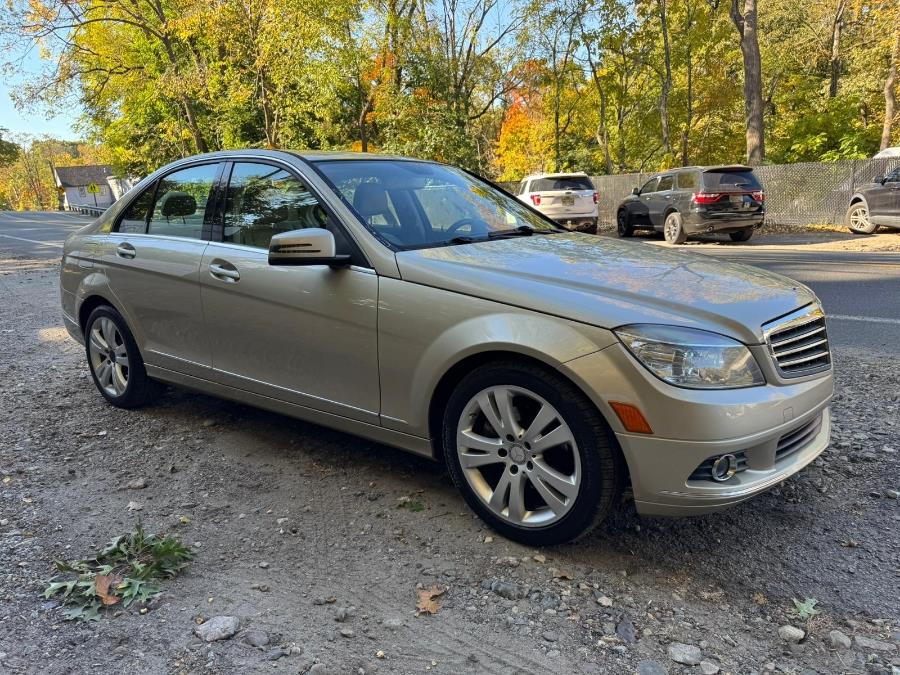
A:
[
  {"xmin": 442, "ymin": 361, "xmax": 623, "ymax": 546},
  {"xmin": 729, "ymin": 228, "xmax": 754, "ymax": 242},
  {"xmin": 84, "ymin": 305, "xmax": 163, "ymax": 409},
  {"xmin": 845, "ymin": 201, "xmax": 876, "ymax": 234},
  {"xmin": 663, "ymin": 212, "xmax": 687, "ymax": 244},
  {"xmin": 616, "ymin": 210, "xmax": 634, "ymax": 237}
]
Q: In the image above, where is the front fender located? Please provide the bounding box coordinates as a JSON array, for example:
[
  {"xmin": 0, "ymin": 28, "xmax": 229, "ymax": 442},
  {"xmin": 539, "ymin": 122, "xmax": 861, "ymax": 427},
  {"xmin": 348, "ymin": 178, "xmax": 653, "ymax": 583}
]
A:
[{"xmin": 377, "ymin": 277, "xmax": 615, "ymax": 437}]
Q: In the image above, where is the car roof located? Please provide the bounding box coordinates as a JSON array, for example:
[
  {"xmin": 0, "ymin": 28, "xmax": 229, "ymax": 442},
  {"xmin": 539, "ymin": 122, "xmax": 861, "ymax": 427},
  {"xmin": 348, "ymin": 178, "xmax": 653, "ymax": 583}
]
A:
[
  {"xmin": 162, "ymin": 149, "xmax": 431, "ymax": 164},
  {"xmin": 655, "ymin": 164, "xmax": 754, "ymax": 175},
  {"xmin": 522, "ymin": 171, "xmax": 590, "ymax": 181}
]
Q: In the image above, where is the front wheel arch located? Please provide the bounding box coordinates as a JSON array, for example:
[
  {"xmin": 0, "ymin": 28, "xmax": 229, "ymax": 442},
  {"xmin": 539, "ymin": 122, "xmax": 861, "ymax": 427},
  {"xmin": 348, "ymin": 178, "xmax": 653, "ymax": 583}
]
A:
[{"xmin": 428, "ymin": 351, "xmax": 621, "ymax": 464}]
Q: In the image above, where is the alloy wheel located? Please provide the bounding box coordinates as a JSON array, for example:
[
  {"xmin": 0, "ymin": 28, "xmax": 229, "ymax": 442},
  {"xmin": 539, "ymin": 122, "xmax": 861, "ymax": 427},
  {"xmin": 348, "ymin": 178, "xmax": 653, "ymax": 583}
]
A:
[
  {"xmin": 848, "ymin": 205, "xmax": 870, "ymax": 230},
  {"xmin": 455, "ymin": 385, "xmax": 581, "ymax": 528},
  {"xmin": 664, "ymin": 217, "xmax": 678, "ymax": 241},
  {"xmin": 88, "ymin": 317, "xmax": 130, "ymax": 397}
]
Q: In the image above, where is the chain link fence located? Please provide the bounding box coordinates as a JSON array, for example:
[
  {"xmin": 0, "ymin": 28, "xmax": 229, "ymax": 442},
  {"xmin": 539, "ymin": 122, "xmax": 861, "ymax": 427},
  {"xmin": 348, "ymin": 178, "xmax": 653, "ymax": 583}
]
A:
[{"xmin": 499, "ymin": 157, "xmax": 900, "ymax": 228}]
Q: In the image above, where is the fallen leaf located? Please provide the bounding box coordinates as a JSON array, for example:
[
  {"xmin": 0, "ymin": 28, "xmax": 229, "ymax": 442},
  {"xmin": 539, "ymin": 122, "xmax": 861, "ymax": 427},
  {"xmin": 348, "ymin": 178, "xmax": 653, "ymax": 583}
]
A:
[
  {"xmin": 95, "ymin": 574, "xmax": 122, "ymax": 606},
  {"xmin": 416, "ymin": 585, "xmax": 446, "ymax": 615},
  {"xmin": 752, "ymin": 592, "xmax": 768, "ymax": 605}
]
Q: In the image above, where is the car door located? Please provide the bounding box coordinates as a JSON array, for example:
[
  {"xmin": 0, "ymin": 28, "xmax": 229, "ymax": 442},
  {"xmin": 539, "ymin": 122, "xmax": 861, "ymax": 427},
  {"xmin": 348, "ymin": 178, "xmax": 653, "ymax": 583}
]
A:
[
  {"xmin": 629, "ymin": 176, "xmax": 659, "ymax": 225},
  {"xmin": 649, "ymin": 174, "xmax": 675, "ymax": 227},
  {"xmin": 873, "ymin": 167, "xmax": 900, "ymax": 225},
  {"xmin": 199, "ymin": 160, "xmax": 380, "ymax": 424},
  {"xmin": 101, "ymin": 162, "xmax": 221, "ymax": 378}
]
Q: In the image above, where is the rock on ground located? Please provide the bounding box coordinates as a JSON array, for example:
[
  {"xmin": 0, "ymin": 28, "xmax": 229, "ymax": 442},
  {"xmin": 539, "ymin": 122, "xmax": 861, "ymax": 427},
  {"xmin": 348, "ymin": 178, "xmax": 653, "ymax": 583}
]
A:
[
  {"xmin": 667, "ymin": 643, "xmax": 702, "ymax": 666},
  {"xmin": 194, "ymin": 616, "xmax": 240, "ymax": 642}
]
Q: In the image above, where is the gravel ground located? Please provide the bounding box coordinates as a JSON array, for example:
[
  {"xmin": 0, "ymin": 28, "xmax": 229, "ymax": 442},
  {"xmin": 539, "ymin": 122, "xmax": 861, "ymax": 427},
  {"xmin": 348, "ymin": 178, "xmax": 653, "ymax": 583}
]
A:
[{"xmin": 1, "ymin": 258, "xmax": 898, "ymax": 675}]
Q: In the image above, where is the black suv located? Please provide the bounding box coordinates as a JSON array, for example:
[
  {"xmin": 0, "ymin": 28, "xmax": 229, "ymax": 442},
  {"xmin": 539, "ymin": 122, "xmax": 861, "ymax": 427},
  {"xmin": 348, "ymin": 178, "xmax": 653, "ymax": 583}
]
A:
[
  {"xmin": 616, "ymin": 165, "xmax": 765, "ymax": 244},
  {"xmin": 844, "ymin": 167, "xmax": 900, "ymax": 234}
]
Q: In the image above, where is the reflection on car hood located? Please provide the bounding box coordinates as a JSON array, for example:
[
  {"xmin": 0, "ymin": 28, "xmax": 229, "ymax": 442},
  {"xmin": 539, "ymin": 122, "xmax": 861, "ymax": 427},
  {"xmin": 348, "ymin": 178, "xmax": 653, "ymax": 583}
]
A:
[{"xmin": 395, "ymin": 234, "xmax": 817, "ymax": 344}]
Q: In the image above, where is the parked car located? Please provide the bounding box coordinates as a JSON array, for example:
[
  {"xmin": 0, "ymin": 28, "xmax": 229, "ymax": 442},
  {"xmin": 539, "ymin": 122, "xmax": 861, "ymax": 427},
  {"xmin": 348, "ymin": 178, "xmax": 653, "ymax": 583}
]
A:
[
  {"xmin": 873, "ymin": 147, "xmax": 900, "ymax": 159},
  {"xmin": 844, "ymin": 166, "xmax": 900, "ymax": 234},
  {"xmin": 516, "ymin": 172, "xmax": 598, "ymax": 232},
  {"xmin": 61, "ymin": 151, "xmax": 832, "ymax": 545},
  {"xmin": 616, "ymin": 165, "xmax": 765, "ymax": 244}
]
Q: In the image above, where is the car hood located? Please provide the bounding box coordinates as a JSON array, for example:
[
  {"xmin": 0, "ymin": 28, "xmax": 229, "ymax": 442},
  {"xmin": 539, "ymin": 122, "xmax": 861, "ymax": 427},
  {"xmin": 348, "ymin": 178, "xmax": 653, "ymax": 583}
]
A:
[{"xmin": 395, "ymin": 234, "xmax": 817, "ymax": 344}]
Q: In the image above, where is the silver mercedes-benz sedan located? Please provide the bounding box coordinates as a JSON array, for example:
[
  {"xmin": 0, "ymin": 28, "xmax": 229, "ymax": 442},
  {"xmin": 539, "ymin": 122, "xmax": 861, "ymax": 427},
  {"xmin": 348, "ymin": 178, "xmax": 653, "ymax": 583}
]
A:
[{"xmin": 60, "ymin": 151, "xmax": 833, "ymax": 544}]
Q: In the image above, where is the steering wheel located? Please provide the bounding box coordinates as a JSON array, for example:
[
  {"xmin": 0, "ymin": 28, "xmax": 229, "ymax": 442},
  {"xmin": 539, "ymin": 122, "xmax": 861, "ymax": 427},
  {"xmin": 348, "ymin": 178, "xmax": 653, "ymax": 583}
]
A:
[{"xmin": 446, "ymin": 218, "xmax": 490, "ymax": 236}]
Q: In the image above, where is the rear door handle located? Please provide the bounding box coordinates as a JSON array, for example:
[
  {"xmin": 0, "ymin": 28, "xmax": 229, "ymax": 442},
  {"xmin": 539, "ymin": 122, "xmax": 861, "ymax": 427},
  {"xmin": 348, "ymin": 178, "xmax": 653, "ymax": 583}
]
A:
[
  {"xmin": 116, "ymin": 243, "xmax": 136, "ymax": 259},
  {"xmin": 209, "ymin": 261, "xmax": 240, "ymax": 282}
]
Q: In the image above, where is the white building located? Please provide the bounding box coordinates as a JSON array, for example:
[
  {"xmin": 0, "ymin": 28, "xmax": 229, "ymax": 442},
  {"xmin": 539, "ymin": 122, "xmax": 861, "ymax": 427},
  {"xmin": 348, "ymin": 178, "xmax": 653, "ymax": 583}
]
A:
[{"xmin": 52, "ymin": 165, "xmax": 134, "ymax": 212}]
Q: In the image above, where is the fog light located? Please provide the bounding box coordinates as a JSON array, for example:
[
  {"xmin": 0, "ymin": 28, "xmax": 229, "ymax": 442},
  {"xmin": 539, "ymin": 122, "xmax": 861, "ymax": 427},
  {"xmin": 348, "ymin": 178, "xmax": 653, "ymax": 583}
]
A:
[{"xmin": 710, "ymin": 454, "xmax": 738, "ymax": 482}]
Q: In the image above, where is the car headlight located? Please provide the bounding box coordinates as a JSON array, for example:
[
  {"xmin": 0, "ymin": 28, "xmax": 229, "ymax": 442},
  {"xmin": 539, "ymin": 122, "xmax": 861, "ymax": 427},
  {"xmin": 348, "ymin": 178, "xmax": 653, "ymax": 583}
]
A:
[{"xmin": 614, "ymin": 324, "xmax": 765, "ymax": 389}]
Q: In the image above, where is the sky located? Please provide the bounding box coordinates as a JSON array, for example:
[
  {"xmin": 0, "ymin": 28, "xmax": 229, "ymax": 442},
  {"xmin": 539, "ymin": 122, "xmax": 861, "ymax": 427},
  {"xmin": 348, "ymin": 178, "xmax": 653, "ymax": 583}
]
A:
[{"xmin": 0, "ymin": 47, "xmax": 82, "ymax": 139}]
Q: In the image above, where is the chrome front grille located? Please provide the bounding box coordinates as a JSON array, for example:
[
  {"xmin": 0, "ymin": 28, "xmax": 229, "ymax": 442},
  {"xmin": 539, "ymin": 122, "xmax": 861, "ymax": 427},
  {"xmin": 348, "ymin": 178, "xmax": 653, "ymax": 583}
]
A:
[{"xmin": 764, "ymin": 306, "xmax": 831, "ymax": 377}]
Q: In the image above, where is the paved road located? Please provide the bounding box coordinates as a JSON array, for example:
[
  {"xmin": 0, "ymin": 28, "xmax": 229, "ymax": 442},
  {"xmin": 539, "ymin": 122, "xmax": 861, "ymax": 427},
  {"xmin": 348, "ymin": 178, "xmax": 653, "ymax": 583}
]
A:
[
  {"xmin": 2, "ymin": 210, "xmax": 898, "ymax": 351},
  {"xmin": 0, "ymin": 210, "xmax": 91, "ymax": 259},
  {"xmin": 694, "ymin": 247, "xmax": 900, "ymax": 352}
]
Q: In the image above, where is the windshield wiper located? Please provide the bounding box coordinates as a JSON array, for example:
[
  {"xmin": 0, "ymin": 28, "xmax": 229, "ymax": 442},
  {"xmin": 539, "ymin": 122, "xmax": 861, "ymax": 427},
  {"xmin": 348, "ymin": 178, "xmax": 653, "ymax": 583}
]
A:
[
  {"xmin": 447, "ymin": 235, "xmax": 483, "ymax": 245},
  {"xmin": 488, "ymin": 225, "xmax": 536, "ymax": 239},
  {"xmin": 488, "ymin": 225, "xmax": 562, "ymax": 239}
]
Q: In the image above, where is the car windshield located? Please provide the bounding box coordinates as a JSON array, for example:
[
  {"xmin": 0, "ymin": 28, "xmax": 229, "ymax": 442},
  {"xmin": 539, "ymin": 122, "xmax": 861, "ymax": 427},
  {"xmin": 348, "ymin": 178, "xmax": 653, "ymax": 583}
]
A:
[
  {"xmin": 314, "ymin": 159, "xmax": 559, "ymax": 250},
  {"xmin": 703, "ymin": 170, "xmax": 762, "ymax": 190},
  {"xmin": 531, "ymin": 176, "xmax": 594, "ymax": 191}
]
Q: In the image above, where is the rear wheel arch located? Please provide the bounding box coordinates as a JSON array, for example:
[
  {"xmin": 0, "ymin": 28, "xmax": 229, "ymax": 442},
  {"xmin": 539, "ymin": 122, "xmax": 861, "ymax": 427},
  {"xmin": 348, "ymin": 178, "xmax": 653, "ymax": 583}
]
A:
[{"xmin": 78, "ymin": 294, "xmax": 116, "ymax": 334}]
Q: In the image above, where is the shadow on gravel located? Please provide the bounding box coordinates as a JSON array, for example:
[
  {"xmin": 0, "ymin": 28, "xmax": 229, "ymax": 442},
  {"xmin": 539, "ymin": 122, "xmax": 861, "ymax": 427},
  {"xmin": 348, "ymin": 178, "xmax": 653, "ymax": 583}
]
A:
[{"xmin": 147, "ymin": 365, "xmax": 898, "ymax": 620}]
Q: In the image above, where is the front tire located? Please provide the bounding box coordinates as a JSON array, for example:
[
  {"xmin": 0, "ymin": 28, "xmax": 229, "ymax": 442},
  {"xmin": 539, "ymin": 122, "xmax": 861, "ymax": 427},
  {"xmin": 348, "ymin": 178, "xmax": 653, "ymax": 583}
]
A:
[
  {"xmin": 442, "ymin": 362, "xmax": 622, "ymax": 545},
  {"xmin": 663, "ymin": 212, "xmax": 687, "ymax": 244},
  {"xmin": 617, "ymin": 210, "xmax": 634, "ymax": 237},
  {"xmin": 84, "ymin": 305, "xmax": 162, "ymax": 409},
  {"xmin": 845, "ymin": 201, "xmax": 876, "ymax": 234}
]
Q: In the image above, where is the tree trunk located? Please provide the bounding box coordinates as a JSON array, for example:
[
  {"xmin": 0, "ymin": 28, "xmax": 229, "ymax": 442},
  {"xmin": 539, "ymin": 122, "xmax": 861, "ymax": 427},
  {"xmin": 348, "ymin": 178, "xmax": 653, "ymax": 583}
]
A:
[
  {"xmin": 881, "ymin": 30, "xmax": 900, "ymax": 150},
  {"xmin": 657, "ymin": 0, "xmax": 673, "ymax": 153},
  {"xmin": 730, "ymin": 0, "xmax": 765, "ymax": 165},
  {"xmin": 682, "ymin": 43, "xmax": 693, "ymax": 166},
  {"xmin": 829, "ymin": 0, "xmax": 846, "ymax": 98}
]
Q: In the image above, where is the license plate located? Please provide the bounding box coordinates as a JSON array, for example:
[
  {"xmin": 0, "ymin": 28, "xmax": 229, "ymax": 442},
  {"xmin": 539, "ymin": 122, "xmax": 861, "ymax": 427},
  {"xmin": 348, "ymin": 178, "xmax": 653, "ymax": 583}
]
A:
[
  {"xmin": 729, "ymin": 195, "xmax": 744, "ymax": 204},
  {"xmin": 562, "ymin": 196, "xmax": 575, "ymax": 206}
]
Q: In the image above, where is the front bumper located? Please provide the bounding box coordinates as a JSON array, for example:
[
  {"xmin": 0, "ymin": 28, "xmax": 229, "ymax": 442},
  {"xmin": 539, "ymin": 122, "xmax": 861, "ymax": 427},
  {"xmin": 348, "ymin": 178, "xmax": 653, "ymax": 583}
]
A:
[{"xmin": 562, "ymin": 343, "xmax": 834, "ymax": 517}]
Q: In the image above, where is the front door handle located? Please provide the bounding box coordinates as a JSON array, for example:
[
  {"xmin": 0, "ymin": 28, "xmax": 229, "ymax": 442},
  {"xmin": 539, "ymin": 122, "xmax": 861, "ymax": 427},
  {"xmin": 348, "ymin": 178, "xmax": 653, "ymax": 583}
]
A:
[
  {"xmin": 116, "ymin": 243, "xmax": 136, "ymax": 259},
  {"xmin": 209, "ymin": 261, "xmax": 240, "ymax": 282}
]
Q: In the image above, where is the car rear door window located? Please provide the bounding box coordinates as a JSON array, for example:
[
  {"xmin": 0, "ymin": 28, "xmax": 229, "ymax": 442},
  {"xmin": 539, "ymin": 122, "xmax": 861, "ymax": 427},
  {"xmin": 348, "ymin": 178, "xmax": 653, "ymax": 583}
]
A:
[
  {"xmin": 657, "ymin": 175, "xmax": 674, "ymax": 191},
  {"xmin": 116, "ymin": 182, "xmax": 156, "ymax": 233},
  {"xmin": 676, "ymin": 171, "xmax": 699, "ymax": 189},
  {"xmin": 223, "ymin": 162, "xmax": 352, "ymax": 253},
  {"xmin": 703, "ymin": 170, "xmax": 762, "ymax": 190},
  {"xmin": 147, "ymin": 164, "xmax": 218, "ymax": 239}
]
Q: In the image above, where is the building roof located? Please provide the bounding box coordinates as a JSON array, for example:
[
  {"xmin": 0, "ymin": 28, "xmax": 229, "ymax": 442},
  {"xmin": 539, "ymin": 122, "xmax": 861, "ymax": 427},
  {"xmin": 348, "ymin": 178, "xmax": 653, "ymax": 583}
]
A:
[{"xmin": 53, "ymin": 165, "xmax": 115, "ymax": 188}]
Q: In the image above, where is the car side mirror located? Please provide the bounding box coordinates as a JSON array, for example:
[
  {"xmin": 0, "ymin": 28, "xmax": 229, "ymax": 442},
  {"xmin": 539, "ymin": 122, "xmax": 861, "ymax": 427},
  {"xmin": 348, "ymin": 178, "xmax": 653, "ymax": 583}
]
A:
[
  {"xmin": 873, "ymin": 175, "xmax": 884, "ymax": 184},
  {"xmin": 631, "ymin": 187, "xmax": 640, "ymax": 195},
  {"xmin": 268, "ymin": 228, "xmax": 351, "ymax": 267}
]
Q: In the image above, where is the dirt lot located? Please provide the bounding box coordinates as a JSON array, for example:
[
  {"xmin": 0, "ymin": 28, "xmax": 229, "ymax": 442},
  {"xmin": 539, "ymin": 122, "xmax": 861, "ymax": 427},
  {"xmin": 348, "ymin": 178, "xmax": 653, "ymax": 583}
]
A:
[{"xmin": 1, "ymin": 258, "xmax": 898, "ymax": 675}]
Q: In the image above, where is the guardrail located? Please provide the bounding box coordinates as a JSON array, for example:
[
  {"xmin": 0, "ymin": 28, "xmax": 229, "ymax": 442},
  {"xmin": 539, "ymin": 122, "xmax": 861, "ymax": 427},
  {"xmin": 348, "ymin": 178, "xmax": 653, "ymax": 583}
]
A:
[{"xmin": 67, "ymin": 203, "xmax": 108, "ymax": 217}]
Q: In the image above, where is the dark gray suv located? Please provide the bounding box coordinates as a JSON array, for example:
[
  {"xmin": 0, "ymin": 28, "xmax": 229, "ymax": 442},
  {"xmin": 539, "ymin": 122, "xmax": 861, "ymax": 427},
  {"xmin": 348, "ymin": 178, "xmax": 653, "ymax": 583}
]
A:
[
  {"xmin": 844, "ymin": 166, "xmax": 900, "ymax": 234},
  {"xmin": 616, "ymin": 165, "xmax": 765, "ymax": 244}
]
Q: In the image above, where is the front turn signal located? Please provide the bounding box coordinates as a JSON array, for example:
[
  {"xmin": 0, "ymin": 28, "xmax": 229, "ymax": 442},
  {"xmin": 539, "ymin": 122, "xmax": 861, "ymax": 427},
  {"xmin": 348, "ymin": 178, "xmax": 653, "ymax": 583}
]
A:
[{"xmin": 609, "ymin": 402, "xmax": 653, "ymax": 434}]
